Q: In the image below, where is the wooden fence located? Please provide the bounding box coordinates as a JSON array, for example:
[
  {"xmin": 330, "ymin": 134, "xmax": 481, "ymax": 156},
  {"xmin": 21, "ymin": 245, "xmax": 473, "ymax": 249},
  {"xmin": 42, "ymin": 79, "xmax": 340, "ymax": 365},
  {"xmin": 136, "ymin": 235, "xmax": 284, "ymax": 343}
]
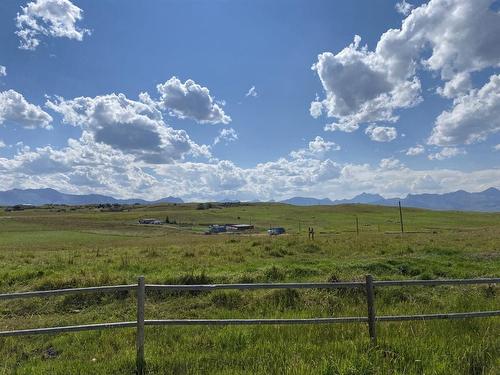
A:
[{"xmin": 1, "ymin": 276, "xmax": 499, "ymax": 374}]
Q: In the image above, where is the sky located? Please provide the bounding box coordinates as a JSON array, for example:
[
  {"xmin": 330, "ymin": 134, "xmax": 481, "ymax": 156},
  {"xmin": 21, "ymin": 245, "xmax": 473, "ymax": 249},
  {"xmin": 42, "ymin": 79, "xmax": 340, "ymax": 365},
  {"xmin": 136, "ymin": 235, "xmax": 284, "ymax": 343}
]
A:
[{"xmin": 0, "ymin": 0, "xmax": 499, "ymax": 202}]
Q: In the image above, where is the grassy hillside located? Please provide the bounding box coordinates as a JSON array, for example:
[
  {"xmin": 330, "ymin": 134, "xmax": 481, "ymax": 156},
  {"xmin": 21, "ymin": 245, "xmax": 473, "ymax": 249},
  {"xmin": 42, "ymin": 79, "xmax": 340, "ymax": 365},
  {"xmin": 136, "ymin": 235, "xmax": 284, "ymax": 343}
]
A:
[{"xmin": 0, "ymin": 203, "xmax": 499, "ymax": 374}]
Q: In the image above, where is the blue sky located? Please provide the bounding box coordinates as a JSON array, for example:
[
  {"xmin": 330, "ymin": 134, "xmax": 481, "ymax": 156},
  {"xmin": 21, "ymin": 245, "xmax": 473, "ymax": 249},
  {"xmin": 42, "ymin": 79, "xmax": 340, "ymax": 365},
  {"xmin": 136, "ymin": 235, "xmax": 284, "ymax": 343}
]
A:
[{"xmin": 0, "ymin": 0, "xmax": 499, "ymax": 201}]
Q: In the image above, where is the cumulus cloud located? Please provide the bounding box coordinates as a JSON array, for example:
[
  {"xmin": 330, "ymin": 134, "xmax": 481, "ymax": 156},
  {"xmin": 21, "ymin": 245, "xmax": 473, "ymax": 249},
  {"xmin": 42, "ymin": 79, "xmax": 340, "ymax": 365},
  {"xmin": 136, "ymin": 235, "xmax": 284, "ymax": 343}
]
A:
[
  {"xmin": 378, "ymin": 0, "xmax": 500, "ymax": 83},
  {"xmin": 436, "ymin": 72, "xmax": 472, "ymax": 99},
  {"xmin": 406, "ymin": 144, "xmax": 425, "ymax": 156},
  {"xmin": 0, "ymin": 140, "xmax": 6, "ymax": 149},
  {"xmin": 0, "ymin": 89, "xmax": 53, "ymax": 129},
  {"xmin": 156, "ymin": 77, "xmax": 231, "ymax": 124},
  {"xmin": 379, "ymin": 157, "xmax": 403, "ymax": 170},
  {"xmin": 308, "ymin": 136, "xmax": 340, "ymax": 153},
  {"xmin": 46, "ymin": 93, "xmax": 210, "ymax": 163},
  {"xmin": 365, "ymin": 125, "xmax": 397, "ymax": 142},
  {"xmin": 245, "ymin": 86, "xmax": 258, "ymax": 98},
  {"xmin": 0, "ymin": 66, "xmax": 6, "ymax": 77},
  {"xmin": 309, "ymin": 100, "xmax": 323, "ymax": 119},
  {"xmin": 313, "ymin": 0, "xmax": 500, "ymax": 141},
  {"xmin": 0, "ymin": 135, "xmax": 499, "ymax": 201},
  {"xmin": 290, "ymin": 136, "xmax": 340, "ymax": 159},
  {"xmin": 395, "ymin": 0, "xmax": 414, "ymax": 16},
  {"xmin": 428, "ymin": 147, "xmax": 466, "ymax": 160},
  {"xmin": 494, "ymin": 144, "xmax": 500, "ymax": 151},
  {"xmin": 16, "ymin": 0, "xmax": 90, "ymax": 50},
  {"xmin": 312, "ymin": 35, "xmax": 421, "ymax": 132},
  {"xmin": 213, "ymin": 128, "xmax": 238, "ymax": 145},
  {"xmin": 0, "ymin": 134, "xmax": 159, "ymax": 197},
  {"xmin": 429, "ymin": 74, "xmax": 500, "ymax": 146}
]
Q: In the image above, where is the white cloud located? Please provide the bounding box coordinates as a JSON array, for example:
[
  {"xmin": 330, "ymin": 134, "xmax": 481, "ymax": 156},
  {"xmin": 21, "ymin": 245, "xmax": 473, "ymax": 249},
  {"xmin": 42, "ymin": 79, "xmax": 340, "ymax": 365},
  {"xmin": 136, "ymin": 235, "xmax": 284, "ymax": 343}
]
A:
[
  {"xmin": 0, "ymin": 90, "xmax": 53, "ymax": 129},
  {"xmin": 0, "ymin": 66, "xmax": 6, "ymax": 77},
  {"xmin": 379, "ymin": 157, "xmax": 403, "ymax": 170},
  {"xmin": 428, "ymin": 147, "xmax": 466, "ymax": 160},
  {"xmin": 213, "ymin": 128, "xmax": 238, "ymax": 145},
  {"xmin": 0, "ymin": 136, "xmax": 499, "ymax": 201},
  {"xmin": 309, "ymin": 100, "xmax": 323, "ymax": 119},
  {"xmin": 16, "ymin": 0, "xmax": 90, "ymax": 50},
  {"xmin": 0, "ymin": 134, "xmax": 159, "ymax": 197},
  {"xmin": 365, "ymin": 125, "xmax": 397, "ymax": 142},
  {"xmin": 156, "ymin": 77, "xmax": 231, "ymax": 124},
  {"xmin": 436, "ymin": 72, "xmax": 472, "ymax": 99},
  {"xmin": 395, "ymin": 0, "xmax": 414, "ymax": 16},
  {"xmin": 312, "ymin": 35, "xmax": 421, "ymax": 132},
  {"xmin": 46, "ymin": 93, "xmax": 210, "ymax": 163},
  {"xmin": 494, "ymin": 144, "xmax": 500, "ymax": 151},
  {"xmin": 0, "ymin": 140, "xmax": 6, "ymax": 149},
  {"xmin": 429, "ymin": 74, "xmax": 500, "ymax": 146},
  {"xmin": 313, "ymin": 0, "xmax": 500, "ymax": 139},
  {"xmin": 379, "ymin": 0, "xmax": 500, "ymax": 82},
  {"xmin": 290, "ymin": 136, "xmax": 340, "ymax": 159},
  {"xmin": 245, "ymin": 86, "xmax": 258, "ymax": 98},
  {"xmin": 406, "ymin": 144, "xmax": 425, "ymax": 156},
  {"xmin": 308, "ymin": 136, "xmax": 340, "ymax": 153}
]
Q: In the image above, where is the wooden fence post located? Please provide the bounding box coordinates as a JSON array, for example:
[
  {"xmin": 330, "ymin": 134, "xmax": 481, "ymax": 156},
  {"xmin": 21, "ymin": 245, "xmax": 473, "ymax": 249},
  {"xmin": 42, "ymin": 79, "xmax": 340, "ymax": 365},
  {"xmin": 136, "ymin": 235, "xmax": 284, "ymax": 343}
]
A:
[
  {"xmin": 399, "ymin": 201, "xmax": 404, "ymax": 235},
  {"xmin": 365, "ymin": 274, "xmax": 377, "ymax": 344},
  {"xmin": 136, "ymin": 276, "xmax": 146, "ymax": 375}
]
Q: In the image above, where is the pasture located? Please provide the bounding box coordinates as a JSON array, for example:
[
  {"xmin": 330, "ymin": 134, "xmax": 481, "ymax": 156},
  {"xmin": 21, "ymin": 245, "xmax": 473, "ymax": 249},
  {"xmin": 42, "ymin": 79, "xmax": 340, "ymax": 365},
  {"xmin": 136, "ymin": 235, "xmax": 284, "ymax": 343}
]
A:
[{"xmin": 0, "ymin": 203, "xmax": 499, "ymax": 374}]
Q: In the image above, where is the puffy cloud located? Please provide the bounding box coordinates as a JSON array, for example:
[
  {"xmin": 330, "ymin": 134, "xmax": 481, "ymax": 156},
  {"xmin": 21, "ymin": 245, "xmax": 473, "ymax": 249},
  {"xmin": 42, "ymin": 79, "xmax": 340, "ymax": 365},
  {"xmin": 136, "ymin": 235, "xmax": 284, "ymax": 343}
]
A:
[
  {"xmin": 494, "ymin": 144, "xmax": 500, "ymax": 151},
  {"xmin": 0, "ymin": 136, "xmax": 499, "ymax": 201},
  {"xmin": 406, "ymin": 144, "xmax": 425, "ymax": 156},
  {"xmin": 309, "ymin": 100, "xmax": 323, "ymax": 119},
  {"xmin": 0, "ymin": 66, "xmax": 6, "ymax": 77},
  {"xmin": 290, "ymin": 136, "xmax": 340, "ymax": 159},
  {"xmin": 0, "ymin": 133, "xmax": 159, "ymax": 197},
  {"xmin": 365, "ymin": 125, "xmax": 397, "ymax": 142},
  {"xmin": 308, "ymin": 136, "xmax": 340, "ymax": 153},
  {"xmin": 245, "ymin": 86, "xmax": 258, "ymax": 98},
  {"xmin": 213, "ymin": 128, "xmax": 238, "ymax": 145},
  {"xmin": 0, "ymin": 89, "xmax": 53, "ymax": 129},
  {"xmin": 156, "ymin": 77, "xmax": 231, "ymax": 124},
  {"xmin": 428, "ymin": 147, "xmax": 466, "ymax": 160},
  {"xmin": 379, "ymin": 157, "xmax": 403, "ymax": 170},
  {"xmin": 395, "ymin": 0, "xmax": 414, "ymax": 16},
  {"xmin": 429, "ymin": 74, "xmax": 500, "ymax": 146},
  {"xmin": 436, "ymin": 72, "xmax": 472, "ymax": 99},
  {"xmin": 312, "ymin": 35, "xmax": 421, "ymax": 132},
  {"xmin": 0, "ymin": 140, "xmax": 6, "ymax": 148},
  {"xmin": 16, "ymin": 0, "xmax": 90, "ymax": 50},
  {"xmin": 313, "ymin": 0, "xmax": 500, "ymax": 138},
  {"xmin": 378, "ymin": 0, "xmax": 500, "ymax": 82},
  {"xmin": 46, "ymin": 93, "xmax": 210, "ymax": 163}
]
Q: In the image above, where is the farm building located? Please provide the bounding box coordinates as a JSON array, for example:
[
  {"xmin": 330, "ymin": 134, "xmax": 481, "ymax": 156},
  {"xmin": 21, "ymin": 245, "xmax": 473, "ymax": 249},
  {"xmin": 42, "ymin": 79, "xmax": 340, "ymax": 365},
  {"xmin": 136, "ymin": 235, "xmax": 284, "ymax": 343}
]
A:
[
  {"xmin": 4, "ymin": 204, "xmax": 36, "ymax": 212},
  {"xmin": 225, "ymin": 224, "xmax": 254, "ymax": 231},
  {"xmin": 138, "ymin": 218, "xmax": 162, "ymax": 225}
]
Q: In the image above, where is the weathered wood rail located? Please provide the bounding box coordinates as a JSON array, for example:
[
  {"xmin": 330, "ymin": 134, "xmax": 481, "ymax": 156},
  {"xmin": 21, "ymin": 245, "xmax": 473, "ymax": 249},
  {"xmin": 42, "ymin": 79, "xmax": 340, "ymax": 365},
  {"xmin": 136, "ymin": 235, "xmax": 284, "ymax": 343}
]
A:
[{"xmin": 0, "ymin": 276, "xmax": 499, "ymax": 374}]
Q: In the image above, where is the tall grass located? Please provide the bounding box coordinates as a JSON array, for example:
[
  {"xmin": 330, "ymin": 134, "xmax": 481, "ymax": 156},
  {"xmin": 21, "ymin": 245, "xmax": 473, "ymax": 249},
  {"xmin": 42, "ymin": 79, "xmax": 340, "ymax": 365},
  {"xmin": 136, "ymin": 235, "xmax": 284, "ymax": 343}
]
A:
[{"xmin": 0, "ymin": 203, "xmax": 499, "ymax": 374}]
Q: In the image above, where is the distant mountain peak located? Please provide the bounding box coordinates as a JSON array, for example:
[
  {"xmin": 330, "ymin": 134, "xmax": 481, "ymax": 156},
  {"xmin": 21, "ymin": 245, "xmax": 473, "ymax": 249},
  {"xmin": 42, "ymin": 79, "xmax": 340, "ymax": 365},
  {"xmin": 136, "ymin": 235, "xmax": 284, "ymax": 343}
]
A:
[
  {"xmin": 280, "ymin": 188, "xmax": 500, "ymax": 212},
  {"xmin": 482, "ymin": 187, "xmax": 500, "ymax": 194},
  {"xmin": 0, "ymin": 188, "xmax": 183, "ymax": 206}
]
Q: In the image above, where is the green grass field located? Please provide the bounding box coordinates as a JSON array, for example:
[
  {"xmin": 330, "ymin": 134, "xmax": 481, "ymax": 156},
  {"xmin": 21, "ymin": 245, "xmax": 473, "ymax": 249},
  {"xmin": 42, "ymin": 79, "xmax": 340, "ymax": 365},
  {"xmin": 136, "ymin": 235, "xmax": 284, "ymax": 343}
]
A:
[{"xmin": 0, "ymin": 202, "xmax": 499, "ymax": 374}]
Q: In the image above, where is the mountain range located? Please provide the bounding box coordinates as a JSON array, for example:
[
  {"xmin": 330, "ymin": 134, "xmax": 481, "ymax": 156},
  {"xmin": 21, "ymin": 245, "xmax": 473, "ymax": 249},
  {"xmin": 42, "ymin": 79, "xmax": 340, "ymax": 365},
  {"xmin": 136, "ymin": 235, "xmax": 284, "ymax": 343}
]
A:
[
  {"xmin": 0, "ymin": 188, "xmax": 183, "ymax": 206},
  {"xmin": 280, "ymin": 188, "xmax": 500, "ymax": 212},
  {"xmin": 1, "ymin": 187, "xmax": 499, "ymax": 212}
]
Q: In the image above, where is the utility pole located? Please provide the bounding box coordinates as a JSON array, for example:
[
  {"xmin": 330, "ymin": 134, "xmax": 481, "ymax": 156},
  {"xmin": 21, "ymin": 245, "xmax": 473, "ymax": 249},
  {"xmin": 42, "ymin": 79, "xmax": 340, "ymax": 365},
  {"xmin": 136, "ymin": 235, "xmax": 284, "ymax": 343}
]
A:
[{"xmin": 399, "ymin": 201, "xmax": 404, "ymax": 235}]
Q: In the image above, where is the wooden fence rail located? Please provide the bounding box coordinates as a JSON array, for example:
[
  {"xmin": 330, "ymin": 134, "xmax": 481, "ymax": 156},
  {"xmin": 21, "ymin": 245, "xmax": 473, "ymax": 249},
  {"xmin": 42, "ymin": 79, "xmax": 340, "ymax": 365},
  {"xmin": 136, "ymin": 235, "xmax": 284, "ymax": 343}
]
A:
[{"xmin": 0, "ymin": 276, "xmax": 499, "ymax": 374}]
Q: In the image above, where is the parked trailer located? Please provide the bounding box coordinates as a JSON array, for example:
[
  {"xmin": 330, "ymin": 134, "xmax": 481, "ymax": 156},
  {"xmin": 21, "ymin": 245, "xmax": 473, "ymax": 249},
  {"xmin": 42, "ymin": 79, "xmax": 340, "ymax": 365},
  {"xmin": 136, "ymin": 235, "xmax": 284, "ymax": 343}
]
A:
[{"xmin": 268, "ymin": 227, "xmax": 285, "ymax": 235}]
